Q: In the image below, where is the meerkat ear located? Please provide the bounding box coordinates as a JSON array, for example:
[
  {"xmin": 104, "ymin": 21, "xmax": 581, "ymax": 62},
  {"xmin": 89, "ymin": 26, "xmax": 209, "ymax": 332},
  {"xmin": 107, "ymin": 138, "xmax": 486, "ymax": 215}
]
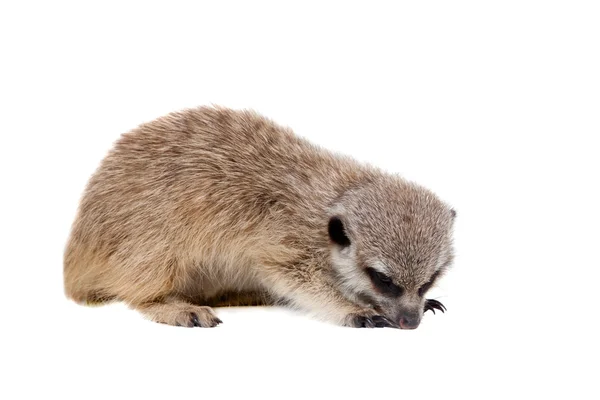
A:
[
  {"xmin": 328, "ymin": 216, "xmax": 351, "ymax": 247},
  {"xmin": 450, "ymin": 209, "xmax": 457, "ymax": 218}
]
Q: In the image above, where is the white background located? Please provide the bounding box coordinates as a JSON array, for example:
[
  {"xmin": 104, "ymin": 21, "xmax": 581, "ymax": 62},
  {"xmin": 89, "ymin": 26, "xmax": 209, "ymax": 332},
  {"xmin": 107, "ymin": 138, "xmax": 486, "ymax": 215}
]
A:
[{"xmin": 1, "ymin": 1, "xmax": 599, "ymax": 399}]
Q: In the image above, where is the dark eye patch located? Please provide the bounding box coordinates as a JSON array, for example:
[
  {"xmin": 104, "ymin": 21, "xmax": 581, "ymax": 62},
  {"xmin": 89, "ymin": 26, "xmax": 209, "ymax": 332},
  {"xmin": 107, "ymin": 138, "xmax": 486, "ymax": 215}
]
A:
[
  {"xmin": 365, "ymin": 267, "xmax": 403, "ymax": 297},
  {"xmin": 418, "ymin": 270, "xmax": 441, "ymax": 297}
]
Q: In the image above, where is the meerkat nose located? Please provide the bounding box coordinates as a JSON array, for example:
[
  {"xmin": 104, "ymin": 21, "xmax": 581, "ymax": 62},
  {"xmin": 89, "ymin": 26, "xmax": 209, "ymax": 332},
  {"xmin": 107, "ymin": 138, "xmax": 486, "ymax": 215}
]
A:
[{"xmin": 399, "ymin": 314, "xmax": 419, "ymax": 329}]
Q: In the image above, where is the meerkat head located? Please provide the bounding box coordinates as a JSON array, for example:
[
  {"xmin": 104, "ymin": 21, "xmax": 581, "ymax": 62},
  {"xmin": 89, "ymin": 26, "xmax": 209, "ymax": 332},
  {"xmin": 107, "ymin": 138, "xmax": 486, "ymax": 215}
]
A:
[{"xmin": 328, "ymin": 177, "xmax": 455, "ymax": 329}]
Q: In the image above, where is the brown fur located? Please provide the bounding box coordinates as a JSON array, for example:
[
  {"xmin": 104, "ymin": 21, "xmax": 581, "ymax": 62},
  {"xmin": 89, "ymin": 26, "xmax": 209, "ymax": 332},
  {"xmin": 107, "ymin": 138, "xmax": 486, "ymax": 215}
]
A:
[{"xmin": 64, "ymin": 106, "xmax": 455, "ymax": 328}]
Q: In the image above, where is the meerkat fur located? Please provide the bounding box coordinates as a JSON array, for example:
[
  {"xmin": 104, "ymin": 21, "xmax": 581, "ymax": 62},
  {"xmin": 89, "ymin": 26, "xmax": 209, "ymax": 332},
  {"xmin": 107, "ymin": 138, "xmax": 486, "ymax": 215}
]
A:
[{"xmin": 64, "ymin": 106, "xmax": 455, "ymax": 329}]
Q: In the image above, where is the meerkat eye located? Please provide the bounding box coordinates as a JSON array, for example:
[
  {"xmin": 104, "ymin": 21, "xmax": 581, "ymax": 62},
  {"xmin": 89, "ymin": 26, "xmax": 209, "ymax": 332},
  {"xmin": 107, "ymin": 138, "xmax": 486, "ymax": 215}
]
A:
[{"xmin": 365, "ymin": 267, "xmax": 403, "ymax": 297}]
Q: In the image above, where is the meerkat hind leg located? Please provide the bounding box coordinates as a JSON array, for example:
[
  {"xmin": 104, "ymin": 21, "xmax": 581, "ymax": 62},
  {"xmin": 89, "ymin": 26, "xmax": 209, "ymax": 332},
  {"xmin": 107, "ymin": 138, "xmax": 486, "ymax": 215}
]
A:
[{"xmin": 135, "ymin": 300, "xmax": 222, "ymax": 328}]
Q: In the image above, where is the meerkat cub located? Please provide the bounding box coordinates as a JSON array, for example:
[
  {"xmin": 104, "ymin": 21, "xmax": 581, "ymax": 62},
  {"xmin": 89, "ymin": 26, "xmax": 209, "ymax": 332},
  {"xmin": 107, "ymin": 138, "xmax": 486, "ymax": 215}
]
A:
[{"xmin": 64, "ymin": 106, "xmax": 455, "ymax": 329}]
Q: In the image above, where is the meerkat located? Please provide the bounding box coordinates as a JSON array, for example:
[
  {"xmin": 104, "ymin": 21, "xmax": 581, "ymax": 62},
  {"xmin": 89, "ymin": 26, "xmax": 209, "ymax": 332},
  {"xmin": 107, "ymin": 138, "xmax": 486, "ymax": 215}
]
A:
[{"xmin": 64, "ymin": 106, "xmax": 455, "ymax": 329}]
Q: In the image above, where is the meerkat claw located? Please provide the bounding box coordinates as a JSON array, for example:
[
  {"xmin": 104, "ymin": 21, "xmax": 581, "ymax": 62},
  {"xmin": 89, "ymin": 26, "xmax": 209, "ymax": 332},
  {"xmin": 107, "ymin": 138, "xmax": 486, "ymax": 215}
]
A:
[
  {"xmin": 424, "ymin": 299, "xmax": 446, "ymax": 314},
  {"xmin": 349, "ymin": 314, "xmax": 399, "ymax": 328},
  {"xmin": 372, "ymin": 315, "xmax": 400, "ymax": 328}
]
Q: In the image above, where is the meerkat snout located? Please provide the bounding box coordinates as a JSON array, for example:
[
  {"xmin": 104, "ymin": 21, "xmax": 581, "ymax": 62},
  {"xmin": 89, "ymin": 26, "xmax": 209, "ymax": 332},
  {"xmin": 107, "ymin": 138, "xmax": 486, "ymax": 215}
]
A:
[
  {"xmin": 327, "ymin": 181, "xmax": 455, "ymax": 328},
  {"xmin": 398, "ymin": 312, "xmax": 420, "ymax": 330}
]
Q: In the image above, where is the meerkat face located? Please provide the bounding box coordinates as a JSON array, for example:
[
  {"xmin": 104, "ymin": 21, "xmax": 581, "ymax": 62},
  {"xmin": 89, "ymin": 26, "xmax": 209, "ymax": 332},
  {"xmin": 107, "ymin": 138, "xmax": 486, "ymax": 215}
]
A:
[{"xmin": 328, "ymin": 179, "xmax": 456, "ymax": 329}]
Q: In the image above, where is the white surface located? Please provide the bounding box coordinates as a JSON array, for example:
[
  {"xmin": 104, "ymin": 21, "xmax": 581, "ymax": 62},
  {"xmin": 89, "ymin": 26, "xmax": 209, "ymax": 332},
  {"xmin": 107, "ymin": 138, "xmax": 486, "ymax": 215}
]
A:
[{"xmin": 1, "ymin": 1, "xmax": 599, "ymax": 399}]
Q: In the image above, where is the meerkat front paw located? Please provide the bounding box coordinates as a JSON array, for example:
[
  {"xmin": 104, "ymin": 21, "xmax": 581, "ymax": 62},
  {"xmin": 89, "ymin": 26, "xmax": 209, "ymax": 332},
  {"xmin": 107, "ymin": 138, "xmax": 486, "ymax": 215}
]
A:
[{"xmin": 346, "ymin": 312, "xmax": 399, "ymax": 328}]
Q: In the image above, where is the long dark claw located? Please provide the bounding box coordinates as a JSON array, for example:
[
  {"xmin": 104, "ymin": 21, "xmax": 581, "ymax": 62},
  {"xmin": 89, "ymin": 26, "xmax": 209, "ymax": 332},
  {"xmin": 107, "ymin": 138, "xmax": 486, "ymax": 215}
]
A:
[
  {"xmin": 372, "ymin": 315, "xmax": 400, "ymax": 329},
  {"xmin": 352, "ymin": 315, "xmax": 375, "ymax": 328},
  {"xmin": 424, "ymin": 299, "xmax": 446, "ymax": 314},
  {"xmin": 350, "ymin": 314, "xmax": 400, "ymax": 328},
  {"xmin": 190, "ymin": 312, "xmax": 201, "ymax": 327}
]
